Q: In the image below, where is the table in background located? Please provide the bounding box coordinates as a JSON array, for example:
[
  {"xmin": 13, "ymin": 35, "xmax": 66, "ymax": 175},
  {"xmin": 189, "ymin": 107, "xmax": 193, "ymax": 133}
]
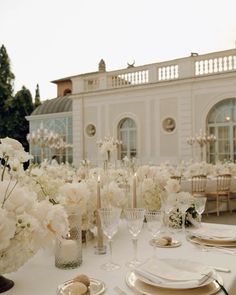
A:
[{"xmin": 181, "ymin": 177, "xmax": 236, "ymax": 213}]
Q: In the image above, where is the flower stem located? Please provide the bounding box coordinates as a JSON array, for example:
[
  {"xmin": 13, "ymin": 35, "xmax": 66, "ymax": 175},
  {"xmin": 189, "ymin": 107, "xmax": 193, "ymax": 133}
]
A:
[{"xmin": 1, "ymin": 156, "xmax": 9, "ymax": 181}]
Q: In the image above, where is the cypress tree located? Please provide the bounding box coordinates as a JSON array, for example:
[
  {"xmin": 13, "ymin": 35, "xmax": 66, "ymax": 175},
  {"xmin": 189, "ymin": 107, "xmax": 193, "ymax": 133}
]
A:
[
  {"xmin": 0, "ymin": 44, "xmax": 15, "ymax": 137},
  {"xmin": 34, "ymin": 83, "xmax": 41, "ymax": 109},
  {"xmin": 8, "ymin": 86, "xmax": 34, "ymax": 151}
]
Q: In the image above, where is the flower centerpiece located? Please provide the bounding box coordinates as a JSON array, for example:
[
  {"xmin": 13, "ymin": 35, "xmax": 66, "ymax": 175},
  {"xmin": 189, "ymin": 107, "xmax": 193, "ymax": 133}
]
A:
[
  {"xmin": 164, "ymin": 191, "xmax": 199, "ymax": 228},
  {"xmin": 0, "ymin": 137, "xmax": 69, "ymax": 292},
  {"xmin": 136, "ymin": 165, "xmax": 172, "ymax": 211},
  {"xmin": 97, "ymin": 136, "xmax": 122, "ymax": 162}
]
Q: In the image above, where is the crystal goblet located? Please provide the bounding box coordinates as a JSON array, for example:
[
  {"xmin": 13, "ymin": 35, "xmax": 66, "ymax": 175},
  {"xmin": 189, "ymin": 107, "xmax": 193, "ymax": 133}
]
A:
[
  {"xmin": 98, "ymin": 207, "xmax": 121, "ymax": 271},
  {"xmin": 124, "ymin": 208, "xmax": 145, "ymax": 268},
  {"xmin": 145, "ymin": 210, "xmax": 162, "ymax": 258},
  {"xmin": 194, "ymin": 196, "xmax": 207, "ymax": 226}
]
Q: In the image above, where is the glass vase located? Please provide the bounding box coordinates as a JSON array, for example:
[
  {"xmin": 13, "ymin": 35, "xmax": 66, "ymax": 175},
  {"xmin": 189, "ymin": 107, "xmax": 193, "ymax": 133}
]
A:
[{"xmin": 55, "ymin": 205, "xmax": 82, "ymax": 269}]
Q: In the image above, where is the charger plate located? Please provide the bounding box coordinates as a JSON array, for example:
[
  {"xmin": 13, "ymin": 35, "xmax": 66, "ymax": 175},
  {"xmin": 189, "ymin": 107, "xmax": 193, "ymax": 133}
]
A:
[
  {"xmin": 149, "ymin": 238, "xmax": 181, "ymax": 248},
  {"xmin": 126, "ymin": 271, "xmax": 222, "ymax": 295},
  {"xmin": 57, "ymin": 278, "xmax": 106, "ymax": 295},
  {"xmin": 188, "ymin": 235, "xmax": 236, "ymax": 248}
]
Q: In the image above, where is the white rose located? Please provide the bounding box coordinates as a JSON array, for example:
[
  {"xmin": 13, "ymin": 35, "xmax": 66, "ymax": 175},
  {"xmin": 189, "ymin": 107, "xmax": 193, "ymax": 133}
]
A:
[{"xmin": 1, "ymin": 137, "xmax": 24, "ymax": 151}]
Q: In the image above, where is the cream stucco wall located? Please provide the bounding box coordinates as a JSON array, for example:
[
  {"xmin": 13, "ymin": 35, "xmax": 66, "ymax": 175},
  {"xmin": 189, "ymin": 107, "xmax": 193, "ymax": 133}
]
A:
[{"xmin": 72, "ymin": 72, "xmax": 236, "ymax": 167}]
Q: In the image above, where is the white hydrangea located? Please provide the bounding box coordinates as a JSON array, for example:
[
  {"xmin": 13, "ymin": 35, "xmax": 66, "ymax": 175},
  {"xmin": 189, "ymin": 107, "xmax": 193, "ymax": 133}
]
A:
[
  {"xmin": 165, "ymin": 178, "xmax": 181, "ymax": 194},
  {"xmin": 101, "ymin": 181, "xmax": 127, "ymax": 209},
  {"xmin": 0, "ymin": 208, "xmax": 16, "ymax": 251},
  {"xmin": 0, "ymin": 137, "xmax": 69, "ymax": 274}
]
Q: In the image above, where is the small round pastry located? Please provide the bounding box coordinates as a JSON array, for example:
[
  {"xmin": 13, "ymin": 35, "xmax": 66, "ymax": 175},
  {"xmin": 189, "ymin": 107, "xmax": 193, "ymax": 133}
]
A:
[
  {"xmin": 162, "ymin": 236, "xmax": 172, "ymax": 245},
  {"xmin": 65, "ymin": 281, "xmax": 87, "ymax": 295},
  {"xmin": 74, "ymin": 274, "xmax": 90, "ymax": 287},
  {"xmin": 157, "ymin": 238, "xmax": 169, "ymax": 246}
]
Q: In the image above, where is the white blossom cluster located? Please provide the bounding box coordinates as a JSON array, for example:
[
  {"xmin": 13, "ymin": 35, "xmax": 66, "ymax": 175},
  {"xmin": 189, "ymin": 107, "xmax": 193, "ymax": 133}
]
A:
[
  {"xmin": 135, "ymin": 165, "xmax": 171, "ymax": 211},
  {"xmin": 163, "ymin": 191, "xmax": 198, "ymax": 228},
  {"xmin": 97, "ymin": 136, "xmax": 121, "ymax": 155},
  {"xmin": 0, "ymin": 137, "xmax": 69, "ymax": 274}
]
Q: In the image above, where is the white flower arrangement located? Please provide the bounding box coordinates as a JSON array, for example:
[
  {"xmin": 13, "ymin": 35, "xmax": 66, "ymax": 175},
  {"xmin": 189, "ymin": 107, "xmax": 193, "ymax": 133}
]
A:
[
  {"xmin": 101, "ymin": 181, "xmax": 127, "ymax": 209},
  {"xmin": 136, "ymin": 165, "xmax": 170, "ymax": 211},
  {"xmin": 56, "ymin": 181, "xmax": 96, "ymax": 231},
  {"xmin": 0, "ymin": 137, "xmax": 69, "ymax": 274},
  {"xmin": 97, "ymin": 136, "xmax": 121, "ymax": 161},
  {"xmin": 164, "ymin": 191, "xmax": 199, "ymax": 228}
]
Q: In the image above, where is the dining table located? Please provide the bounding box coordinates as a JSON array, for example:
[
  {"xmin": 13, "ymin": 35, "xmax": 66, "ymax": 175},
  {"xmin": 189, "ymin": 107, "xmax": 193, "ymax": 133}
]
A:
[
  {"xmin": 180, "ymin": 177, "xmax": 236, "ymax": 213},
  {"xmin": 5, "ymin": 220, "xmax": 236, "ymax": 295}
]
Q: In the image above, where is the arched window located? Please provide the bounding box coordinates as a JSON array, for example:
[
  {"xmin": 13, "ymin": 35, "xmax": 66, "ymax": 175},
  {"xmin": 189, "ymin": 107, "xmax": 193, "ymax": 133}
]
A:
[
  {"xmin": 118, "ymin": 117, "xmax": 137, "ymax": 159},
  {"xmin": 207, "ymin": 98, "xmax": 236, "ymax": 163}
]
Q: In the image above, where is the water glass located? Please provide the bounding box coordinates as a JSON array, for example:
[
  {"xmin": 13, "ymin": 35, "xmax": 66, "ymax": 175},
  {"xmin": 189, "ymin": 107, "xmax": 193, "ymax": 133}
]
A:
[
  {"xmin": 194, "ymin": 196, "xmax": 207, "ymax": 226},
  {"xmin": 145, "ymin": 211, "xmax": 162, "ymax": 258},
  {"xmin": 124, "ymin": 208, "xmax": 145, "ymax": 268},
  {"xmin": 98, "ymin": 207, "xmax": 121, "ymax": 271}
]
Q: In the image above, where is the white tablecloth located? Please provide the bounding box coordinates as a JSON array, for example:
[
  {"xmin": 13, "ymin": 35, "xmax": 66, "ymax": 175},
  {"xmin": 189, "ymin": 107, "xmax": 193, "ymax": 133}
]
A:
[{"xmin": 6, "ymin": 221, "xmax": 236, "ymax": 295}]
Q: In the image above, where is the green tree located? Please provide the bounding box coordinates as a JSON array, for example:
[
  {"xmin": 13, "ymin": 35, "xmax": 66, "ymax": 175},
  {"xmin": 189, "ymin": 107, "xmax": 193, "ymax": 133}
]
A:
[
  {"xmin": 7, "ymin": 86, "xmax": 34, "ymax": 151},
  {"xmin": 0, "ymin": 44, "xmax": 15, "ymax": 137},
  {"xmin": 34, "ymin": 83, "xmax": 41, "ymax": 109}
]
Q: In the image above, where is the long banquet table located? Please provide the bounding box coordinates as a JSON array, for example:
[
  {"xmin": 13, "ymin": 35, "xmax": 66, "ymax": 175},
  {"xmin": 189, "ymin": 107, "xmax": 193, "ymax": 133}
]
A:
[{"xmin": 6, "ymin": 221, "xmax": 236, "ymax": 295}]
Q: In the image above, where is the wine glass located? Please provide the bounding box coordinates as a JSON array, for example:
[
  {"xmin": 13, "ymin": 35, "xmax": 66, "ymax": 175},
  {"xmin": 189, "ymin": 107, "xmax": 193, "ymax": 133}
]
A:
[
  {"xmin": 194, "ymin": 196, "xmax": 207, "ymax": 224},
  {"xmin": 161, "ymin": 197, "xmax": 175, "ymax": 235},
  {"xmin": 177, "ymin": 195, "xmax": 192, "ymax": 239},
  {"xmin": 124, "ymin": 208, "xmax": 145, "ymax": 268},
  {"xmin": 145, "ymin": 211, "xmax": 162, "ymax": 258},
  {"xmin": 98, "ymin": 207, "xmax": 121, "ymax": 271}
]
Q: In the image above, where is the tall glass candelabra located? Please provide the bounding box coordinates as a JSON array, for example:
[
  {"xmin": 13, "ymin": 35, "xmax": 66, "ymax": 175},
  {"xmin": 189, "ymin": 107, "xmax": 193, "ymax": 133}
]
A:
[
  {"xmin": 97, "ymin": 136, "xmax": 122, "ymax": 166},
  {"xmin": 27, "ymin": 126, "xmax": 71, "ymax": 163},
  {"xmin": 187, "ymin": 129, "xmax": 216, "ymax": 161}
]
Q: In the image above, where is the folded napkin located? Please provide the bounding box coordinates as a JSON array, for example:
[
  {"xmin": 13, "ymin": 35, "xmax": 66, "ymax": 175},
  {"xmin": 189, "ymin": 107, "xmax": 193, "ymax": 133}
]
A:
[
  {"xmin": 134, "ymin": 258, "xmax": 213, "ymax": 289},
  {"xmin": 190, "ymin": 226, "xmax": 236, "ymax": 240}
]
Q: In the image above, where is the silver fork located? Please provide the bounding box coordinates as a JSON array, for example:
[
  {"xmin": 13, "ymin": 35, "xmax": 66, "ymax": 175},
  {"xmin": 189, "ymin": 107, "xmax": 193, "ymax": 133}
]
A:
[
  {"xmin": 198, "ymin": 244, "xmax": 236, "ymax": 255},
  {"xmin": 113, "ymin": 286, "xmax": 128, "ymax": 295}
]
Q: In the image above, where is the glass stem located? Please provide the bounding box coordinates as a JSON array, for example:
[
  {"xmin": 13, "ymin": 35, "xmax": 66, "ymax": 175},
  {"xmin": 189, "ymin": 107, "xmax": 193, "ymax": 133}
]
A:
[
  {"xmin": 152, "ymin": 242, "xmax": 156, "ymax": 258},
  {"xmin": 164, "ymin": 212, "xmax": 170, "ymax": 235},
  {"xmin": 132, "ymin": 238, "xmax": 138, "ymax": 262},
  {"xmin": 182, "ymin": 212, "xmax": 186, "ymax": 237},
  {"xmin": 108, "ymin": 238, "xmax": 113, "ymax": 264}
]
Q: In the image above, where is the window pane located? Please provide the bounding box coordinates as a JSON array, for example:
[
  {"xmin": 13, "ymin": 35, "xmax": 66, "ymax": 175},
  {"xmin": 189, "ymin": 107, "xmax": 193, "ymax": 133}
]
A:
[{"xmin": 118, "ymin": 118, "xmax": 137, "ymax": 159}]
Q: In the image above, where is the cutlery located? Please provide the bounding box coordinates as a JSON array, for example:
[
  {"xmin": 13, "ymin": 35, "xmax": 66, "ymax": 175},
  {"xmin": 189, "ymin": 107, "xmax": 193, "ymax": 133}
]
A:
[
  {"xmin": 113, "ymin": 286, "xmax": 127, "ymax": 295},
  {"xmin": 199, "ymin": 245, "xmax": 236, "ymax": 255},
  {"xmin": 210, "ymin": 266, "xmax": 231, "ymax": 273}
]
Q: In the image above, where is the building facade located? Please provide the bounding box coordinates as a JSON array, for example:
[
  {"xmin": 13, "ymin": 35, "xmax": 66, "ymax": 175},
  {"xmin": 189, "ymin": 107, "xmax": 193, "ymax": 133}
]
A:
[{"xmin": 27, "ymin": 49, "xmax": 236, "ymax": 166}]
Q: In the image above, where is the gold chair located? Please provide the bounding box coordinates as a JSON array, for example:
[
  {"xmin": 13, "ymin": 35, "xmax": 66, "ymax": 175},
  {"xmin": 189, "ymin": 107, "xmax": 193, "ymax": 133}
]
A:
[
  {"xmin": 191, "ymin": 175, "xmax": 208, "ymax": 215},
  {"xmin": 170, "ymin": 175, "xmax": 181, "ymax": 184},
  {"xmin": 191, "ymin": 175, "xmax": 207, "ymax": 197},
  {"xmin": 206, "ymin": 174, "xmax": 232, "ymax": 216}
]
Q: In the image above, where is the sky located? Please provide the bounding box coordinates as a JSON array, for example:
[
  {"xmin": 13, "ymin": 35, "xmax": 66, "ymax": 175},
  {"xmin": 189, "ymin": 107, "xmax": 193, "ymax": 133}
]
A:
[{"xmin": 1, "ymin": 0, "xmax": 236, "ymax": 101}]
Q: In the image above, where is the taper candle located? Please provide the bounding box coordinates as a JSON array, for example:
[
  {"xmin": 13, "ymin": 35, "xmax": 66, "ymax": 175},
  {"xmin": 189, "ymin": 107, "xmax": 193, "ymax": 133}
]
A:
[
  {"xmin": 95, "ymin": 176, "xmax": 106, "ymax": 254},
  {"xmin": 97, "ymin": 176, "xmax": 101, "ymax": 209},
  {"xmin": 132, "ymin": 173, "xmax": 137, "ymax": 208}
]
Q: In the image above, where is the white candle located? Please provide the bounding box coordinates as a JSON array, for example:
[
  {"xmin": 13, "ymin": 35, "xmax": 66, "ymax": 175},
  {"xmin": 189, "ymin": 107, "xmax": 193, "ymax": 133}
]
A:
[
  {"xmin": 59, "ymin": 239, "xmax": 79, "ymax": 263},
  {"xmin": 97, "ymin": 176, "xmax": 101, "ymax": 209},
  {"xmin": 132, "ymin": 173, "xmax": 137, "ymax": 208},
  {"xmin": 96, "ymin": 176, "xmax": 104, "ymax": 249}
]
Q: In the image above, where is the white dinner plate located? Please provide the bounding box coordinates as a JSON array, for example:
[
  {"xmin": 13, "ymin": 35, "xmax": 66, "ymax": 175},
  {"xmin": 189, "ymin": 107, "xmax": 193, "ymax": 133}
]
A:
[
  {"xmin": 126, "ymin": 271, "xmax": 222, "ymax": 295},
  {"xmin": 133, "ymin": 258, "xmax": 215, "ymax": 289},
  {"xmin": 188, "ymin": 235, "xmax": 236, "ymax": 248},
  {"xmin": 189, "ymin": 227, "xmax": 236, "ymax": 241}
]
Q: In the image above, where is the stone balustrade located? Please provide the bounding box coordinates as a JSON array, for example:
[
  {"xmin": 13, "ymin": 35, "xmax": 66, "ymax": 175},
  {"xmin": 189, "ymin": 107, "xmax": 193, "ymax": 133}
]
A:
[{"xmin": 71, "ymin": 48, "xmax": 236, "ymax": 94}]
